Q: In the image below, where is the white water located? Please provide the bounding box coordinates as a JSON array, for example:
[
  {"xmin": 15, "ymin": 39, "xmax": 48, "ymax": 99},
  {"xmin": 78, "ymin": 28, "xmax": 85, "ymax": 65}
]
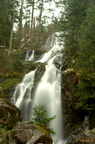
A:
[
  {"xmin": 11, "ymin": 70, "xmax": 35, "ymax": 120},
  {"xmin": 25, "ymin": 50, "xmax": 34, "ymax": 61},
  {"xmin": 12, "ymin": 33, "xmax": 66, "ymax": 144},
  {"xmin": 33, "ymin": 64, "xmax": 64, "ymax": 142}
]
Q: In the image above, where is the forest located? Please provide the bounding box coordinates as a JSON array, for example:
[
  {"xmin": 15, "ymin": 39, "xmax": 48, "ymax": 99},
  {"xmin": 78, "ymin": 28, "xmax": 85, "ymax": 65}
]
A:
[
  {"xmin": 0, "ymin": 0, "xmax": 60, "ymax": 95},
  {"xmin": 0, "ymin": 0, "xmax": 95, "ymax": 143},
  {"xmin": 60, "ymin": 0, "xmax": 95, "ymax": 118}
]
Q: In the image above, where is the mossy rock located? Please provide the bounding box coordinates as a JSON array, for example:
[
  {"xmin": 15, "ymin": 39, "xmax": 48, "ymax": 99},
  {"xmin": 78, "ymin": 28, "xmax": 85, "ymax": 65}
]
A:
[
  {"xmin": 0, "ymin": 98, "xmax": 22, "ymax": 129},
  {"xmin": 10, "ymin": 121, "xmax": 53, "ymax": 144}
]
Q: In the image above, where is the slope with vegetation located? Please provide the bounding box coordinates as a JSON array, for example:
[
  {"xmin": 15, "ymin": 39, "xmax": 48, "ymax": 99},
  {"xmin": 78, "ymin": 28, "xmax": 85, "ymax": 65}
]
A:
[
  {"xmin": 60, "ymin": 0, "xmax": 95, "ymax": 131},
  {"xmin": 0, "ymin": 0, "xmax": 60, "ymax": 98}
]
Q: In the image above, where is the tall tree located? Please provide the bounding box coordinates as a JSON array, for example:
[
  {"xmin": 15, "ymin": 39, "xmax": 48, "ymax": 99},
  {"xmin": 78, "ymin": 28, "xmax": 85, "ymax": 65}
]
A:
[
  {"xmin": 60, "ymin": 0, "xmax": 91, "ymax": 67},
  {"xmin": 30, "ymin": 0, "xmax": 35, "ymax": 35},
  {"xmin": 0, "ymin": 0, "xmax": 13, "ymax": 48},
  {"xmin": 8, "ymin": 0, "xmax": 16, "ymax": 57},
  {"xmin": 38, "ymin": 0, "xmax": 44, "ymax": 26},
  {"xmin": 60, "ymin": 0, "xmax": 95, "ymax": 115},
  {"xmin": 18, "ymin": 0, "xmax": 24, "ymax": 44}
]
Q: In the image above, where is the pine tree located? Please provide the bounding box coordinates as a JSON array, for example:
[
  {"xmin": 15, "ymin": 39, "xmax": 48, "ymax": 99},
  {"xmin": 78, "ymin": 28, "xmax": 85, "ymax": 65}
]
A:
[
  {"xmin": 75, "ymin": 2, "xmax": 95, "ymax": 113},
  {"xmin": 32, "ymin": 104, "xmax": 56, "ymax": 134},
  {"xmin": 59, "ymin": 0, "xmax": 95, "ymax": 115}
]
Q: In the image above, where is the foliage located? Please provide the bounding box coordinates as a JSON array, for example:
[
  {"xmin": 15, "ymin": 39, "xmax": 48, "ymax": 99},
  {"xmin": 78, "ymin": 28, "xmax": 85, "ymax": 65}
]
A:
[
  {"xmin": 0, "ymin": 78, "xmax": 19, "ymax": 90},
  {"xmin": 11, "ymin": 58, "xmax": 24, "ymax": 72},
  {"xmin": 0, "ymin": 124, "xmax": 8, "ymax": 130},
  {"xmin": 60, "ymin": 0, "xmax": 95, "ymax": 117},
  {"xmin": 74, "ymin": 4, "xmax": 95, "ymax": 114},
  {"xmin": 0, "ymin": 0, "xmax": 19, "ymax": 48},
  {"xmin": 32, "ymin": 104, "xmax": 56, "ymax": 135}
]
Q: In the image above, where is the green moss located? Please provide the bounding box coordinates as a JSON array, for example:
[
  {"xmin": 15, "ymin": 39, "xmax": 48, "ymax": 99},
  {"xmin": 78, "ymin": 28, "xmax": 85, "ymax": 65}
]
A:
[
  {"xmin": 0, "ymin": 128, "xmax": 10, "ymax": 144},
  {"xmin": 35, "ymin": 124, "xmax": 52, "ymax": 140},
  {"xmin": 0, "ymin": 78, "xmax": 19, "ymax": 90}
]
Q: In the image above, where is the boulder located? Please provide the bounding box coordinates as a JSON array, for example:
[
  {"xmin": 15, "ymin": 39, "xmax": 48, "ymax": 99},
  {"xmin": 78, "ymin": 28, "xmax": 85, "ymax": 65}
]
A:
[
  {"xmin": 0, "ymin": 98, "xmax": 22, "ymax": 129},
  {"xmin": 66, "ymin": 116, "xmax": 95, "ymax": 144},
  {"xmin": 67, "ymin": 128, "xmax": 95, "ymax": 144},
  {"xmin": 10, "ymin": 121, "xmax": 53, "ymax": 144},
  {"xmin": 0, "ymin": 99, "xmax": 52, "ymax": 144}
]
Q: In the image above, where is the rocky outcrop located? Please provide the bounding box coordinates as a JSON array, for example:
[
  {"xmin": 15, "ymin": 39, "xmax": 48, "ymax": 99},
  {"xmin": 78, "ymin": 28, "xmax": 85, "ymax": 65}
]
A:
[
  {"xmin": 67, "ymin": 116, "xmax": 95, "ymax": 144},
  {"xmin": 61, "ymin": 69, "xmax": 95, "ymax": 143},
  {"xmin": 0, "ymin": 98, "xmax": 53, "ymax": 144},
  {"xmin": 10, "ymin": 121, "xmax": 52, "ymax": 144},
  {"xmin": 34, "ymin": 48, "xmax": 44, "ymax": 61},
  {"xmin": 61, "ymin": 69, "xmax": 79, "ymax": 135},
  {"xmin": 34, "ymin": 63, "xmax": 45, "ymax": 84},
  {"xmin": 0, "ymin": 98, "xmax": 22, "ymax": 129},
  {"xmin": 31, "ymin": 63, "xmax": 46, "ymax": 97},
  {"xmin": 0, "ymin": 122, "xmax": 53, "ymax": 144}
]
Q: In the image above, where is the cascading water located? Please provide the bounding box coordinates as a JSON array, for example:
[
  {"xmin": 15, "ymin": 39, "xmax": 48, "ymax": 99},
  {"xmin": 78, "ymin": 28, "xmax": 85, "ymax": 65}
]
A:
[
  {"xmin": 12, "ymin": 32, "xmax": 66, "ymax": 144},
  {"xmin": 25, "ymin": 50, "xmax": 34, "ymax": 61},
  {"xmin": 11, "ymin": 70, "xmax": 35, "ymax": 121}
]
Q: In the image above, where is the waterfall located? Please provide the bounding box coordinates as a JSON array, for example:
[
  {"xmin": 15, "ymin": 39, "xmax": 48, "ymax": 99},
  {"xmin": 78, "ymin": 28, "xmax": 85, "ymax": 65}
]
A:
[
  {"xmin": 12, "ymin": 32, "xmax": 66, "ymax": 144},
  {"xmin": 11, "ymin": 70, "xmax": 35, "ymax": 121},
  {"xmin": 25, "ymin": 50, "xmax": 34, "ymax": 61}
]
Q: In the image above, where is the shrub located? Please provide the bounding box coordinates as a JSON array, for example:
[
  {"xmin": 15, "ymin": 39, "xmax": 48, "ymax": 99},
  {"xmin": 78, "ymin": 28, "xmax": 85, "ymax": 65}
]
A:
[{"xmin": 32, "ymin": 104, "xmax": 56, "ymax": 135}]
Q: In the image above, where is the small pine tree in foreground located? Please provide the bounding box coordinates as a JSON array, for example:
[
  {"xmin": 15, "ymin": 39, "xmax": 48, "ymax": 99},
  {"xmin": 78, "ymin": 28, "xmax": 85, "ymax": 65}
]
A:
[{"xmin": 31, "ymin": 104, "xmax": 56, "ymax": 135}]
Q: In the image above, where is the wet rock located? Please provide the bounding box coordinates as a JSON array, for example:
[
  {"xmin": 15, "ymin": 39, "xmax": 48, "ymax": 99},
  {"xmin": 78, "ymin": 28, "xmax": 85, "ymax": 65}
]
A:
[
  {"xmin": 34, "ymin": 49, "xmax": 43, "ymax": 61},
  {"xmin": 61, "ymin": 69, "xmax": 79, "ymax": 135},
  {"xmin": 34, "ymin": 63, "xmax": 45, "ymax": 84},
  {"xmin": 10, "ymin": 121, "xmax": 53, "ymax": 144},
  {"xmin": 0, "ymin": 98, "xmax": 22, "ymax": 129},
  {"xmin": 66, "ymin": 126, "xmax": 85, "ymax": 144},
  {"xmin": 31, "ymin": 63, "xmax": 45, "ymax": 98},
  {"xmin": 66, "ymin": 116, "xmax": 95, "ymax": 144},
  {"xmin": 67, "ymin": 131, "xmax": 95, "ymax": 144}
]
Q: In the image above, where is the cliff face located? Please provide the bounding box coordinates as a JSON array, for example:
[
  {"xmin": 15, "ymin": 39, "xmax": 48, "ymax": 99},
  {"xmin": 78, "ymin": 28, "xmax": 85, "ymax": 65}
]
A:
[
  {"xmin": 61, "ymin": 69, "xmax": 79, "ymax": 133},
  {"xmin": 61, "ymin": 69, "xmax": 95, "ymax": 144}
]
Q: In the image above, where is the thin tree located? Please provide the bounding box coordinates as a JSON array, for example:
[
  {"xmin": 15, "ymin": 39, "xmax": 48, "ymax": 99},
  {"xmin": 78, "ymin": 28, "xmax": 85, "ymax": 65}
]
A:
[
  {"xmin": 38, "ymin": 0, "xmax": 44, "ymax": 26},
  {"xmin": 18, "ymin": 0, "xmax": 24, "ymax": 45},
  {"xmin": 32, "ymin": 104, "xmax": 56, "ymax": 135},
  {"xmin": 30, "ymin": 0, "xmax": 35, "ymax": 36},
  {"xmin": 8, "ymin": 0, "xmax": 16, "ymax": 57}
]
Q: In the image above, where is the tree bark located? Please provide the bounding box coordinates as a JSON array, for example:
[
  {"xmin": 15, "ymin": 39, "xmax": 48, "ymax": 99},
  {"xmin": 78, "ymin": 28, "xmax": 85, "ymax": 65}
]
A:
[
  {"xmin": 19, "ymin": 0, "xmax": 24, "ymax": 44},
  {"xmin": 30, "ymin": 0, "xmax": 35, "ymax": 37},
  {"xmin": 39, "ymin": 0, "xmax": 44, "ymax": 25},
  {"xmin": 8, "ymin": 0, "xmax": 16, "ymax": 57}
]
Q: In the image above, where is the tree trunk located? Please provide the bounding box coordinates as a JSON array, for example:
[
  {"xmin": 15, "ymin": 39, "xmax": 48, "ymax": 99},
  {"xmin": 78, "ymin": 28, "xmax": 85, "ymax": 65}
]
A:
[
  {"xmin": 39, "ymin": 0, "xmax": 43, "ymax": 26},
  {"xmin": 18, "ymin": 0, "xmax": 24, "ymax": 45},
  {"xmin": 30, "ymin": 0, "xmax": 35, "ymax": 37},
  {"xmin": 8, "ymin": 0, "xmax": 16, "ymax": 57}
]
